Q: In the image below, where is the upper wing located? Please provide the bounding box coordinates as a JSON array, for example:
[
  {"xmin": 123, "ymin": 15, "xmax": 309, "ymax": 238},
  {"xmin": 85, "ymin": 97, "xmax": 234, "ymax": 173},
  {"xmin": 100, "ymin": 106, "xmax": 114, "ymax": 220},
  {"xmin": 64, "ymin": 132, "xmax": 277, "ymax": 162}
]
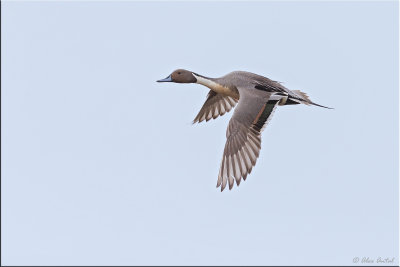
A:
[
  {"xmin": 217, "ymin": 89, "xmax": 280, "ymax": 191},
  {"xmin": 193, "ymin": 90, "xmax": 238, "ymax": 123}
]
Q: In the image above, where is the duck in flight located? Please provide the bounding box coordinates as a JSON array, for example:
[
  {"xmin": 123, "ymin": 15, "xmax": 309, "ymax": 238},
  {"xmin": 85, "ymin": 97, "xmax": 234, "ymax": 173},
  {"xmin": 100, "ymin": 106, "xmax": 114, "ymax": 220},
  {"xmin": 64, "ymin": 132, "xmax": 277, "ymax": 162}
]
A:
[{"xmin": 157, "ymin": 69, "xmax": 331, "ymax": 191}]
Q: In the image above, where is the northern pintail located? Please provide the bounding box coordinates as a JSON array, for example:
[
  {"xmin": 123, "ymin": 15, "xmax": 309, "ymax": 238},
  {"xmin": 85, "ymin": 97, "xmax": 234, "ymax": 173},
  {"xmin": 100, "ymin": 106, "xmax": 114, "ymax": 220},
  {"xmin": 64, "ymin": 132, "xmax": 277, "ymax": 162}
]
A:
[{"xmin": 157, "ymin": 69, "xmax": 331, "ymax": 191}]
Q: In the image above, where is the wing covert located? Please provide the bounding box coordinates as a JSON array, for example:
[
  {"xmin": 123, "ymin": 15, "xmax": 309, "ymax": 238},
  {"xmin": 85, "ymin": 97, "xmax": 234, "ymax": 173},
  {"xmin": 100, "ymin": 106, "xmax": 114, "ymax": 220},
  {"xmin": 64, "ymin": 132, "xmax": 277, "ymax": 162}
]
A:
[
  {"xmin": 193, "ymin": 90, "xmax": 238, "ymax": 123},
  {"xmin": 217, "ymin": 90, "xmax": 280, "ymax": 191}
]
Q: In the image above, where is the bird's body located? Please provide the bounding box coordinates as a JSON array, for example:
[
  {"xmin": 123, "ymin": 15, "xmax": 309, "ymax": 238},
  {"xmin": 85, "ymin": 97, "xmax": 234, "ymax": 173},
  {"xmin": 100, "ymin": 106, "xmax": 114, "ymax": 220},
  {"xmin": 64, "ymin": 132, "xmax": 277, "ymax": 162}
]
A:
[{"xmin": 158, "ymin": 69, "xmax": 331, "ymax": 191}]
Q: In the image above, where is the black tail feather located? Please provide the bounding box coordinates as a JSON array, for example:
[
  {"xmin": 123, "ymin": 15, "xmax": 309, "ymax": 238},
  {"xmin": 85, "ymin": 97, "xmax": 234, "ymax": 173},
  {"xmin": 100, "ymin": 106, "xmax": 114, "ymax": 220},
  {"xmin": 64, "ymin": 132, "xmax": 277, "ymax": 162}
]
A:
[{"xmin": 309, "ymin": 101, "xmax": 334, "ymax": 109}]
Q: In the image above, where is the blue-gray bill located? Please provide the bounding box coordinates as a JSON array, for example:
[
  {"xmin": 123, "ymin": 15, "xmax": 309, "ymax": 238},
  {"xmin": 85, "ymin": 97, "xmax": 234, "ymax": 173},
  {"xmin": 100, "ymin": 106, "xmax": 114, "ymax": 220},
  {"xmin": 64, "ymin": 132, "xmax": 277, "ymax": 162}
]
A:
[{"xmin": 157, "ymin": 75, "xmax": 172, "ymax": 82}]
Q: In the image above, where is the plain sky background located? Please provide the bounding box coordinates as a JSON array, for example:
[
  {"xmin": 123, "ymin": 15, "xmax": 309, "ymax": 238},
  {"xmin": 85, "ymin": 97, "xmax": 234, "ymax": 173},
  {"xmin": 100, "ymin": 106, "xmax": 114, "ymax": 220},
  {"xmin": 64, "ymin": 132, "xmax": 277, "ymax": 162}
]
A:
[{"xmin": 2, "ymin": 1, "xmax": 399, "ymax": 266}]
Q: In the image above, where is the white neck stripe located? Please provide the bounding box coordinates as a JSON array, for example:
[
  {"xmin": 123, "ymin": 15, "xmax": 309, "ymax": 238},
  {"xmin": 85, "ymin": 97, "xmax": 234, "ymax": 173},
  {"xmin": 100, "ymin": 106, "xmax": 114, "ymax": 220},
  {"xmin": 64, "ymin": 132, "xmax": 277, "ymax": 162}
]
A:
[{"xmin": 192, "ymin": 73, "xmax": 217, "ymax": 87}]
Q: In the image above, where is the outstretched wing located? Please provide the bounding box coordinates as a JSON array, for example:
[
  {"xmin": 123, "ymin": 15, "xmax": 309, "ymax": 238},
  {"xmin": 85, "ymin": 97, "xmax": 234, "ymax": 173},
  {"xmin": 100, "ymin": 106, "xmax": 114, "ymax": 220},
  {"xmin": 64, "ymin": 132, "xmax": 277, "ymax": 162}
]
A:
[
  {"xmin": 217, "ymin": 89, "xmax": 280, "ymax": 191},
  {"xmin": 193, "ymin": 90, "xmax": 238, "ymax": 123}
]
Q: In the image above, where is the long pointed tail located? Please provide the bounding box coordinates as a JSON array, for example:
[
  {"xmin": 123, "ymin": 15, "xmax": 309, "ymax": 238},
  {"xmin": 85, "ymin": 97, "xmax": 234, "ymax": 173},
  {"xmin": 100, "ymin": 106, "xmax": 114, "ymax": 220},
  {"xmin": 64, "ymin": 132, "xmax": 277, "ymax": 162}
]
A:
[
  {"xmin": 309, "ymin": 101, "xmax": 333, "ymax": 109},
  {"xmin": 292, "ymin": 90, "xmax": 333, "ymax": 109}
]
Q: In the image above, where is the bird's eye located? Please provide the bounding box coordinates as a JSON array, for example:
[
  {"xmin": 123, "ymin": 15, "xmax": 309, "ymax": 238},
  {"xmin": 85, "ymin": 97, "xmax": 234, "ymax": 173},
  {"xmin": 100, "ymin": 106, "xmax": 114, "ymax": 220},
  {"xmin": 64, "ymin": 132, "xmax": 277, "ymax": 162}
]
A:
[{"xmin": 178, "ymin": 72, "xmax": 181, "ymax": 74}]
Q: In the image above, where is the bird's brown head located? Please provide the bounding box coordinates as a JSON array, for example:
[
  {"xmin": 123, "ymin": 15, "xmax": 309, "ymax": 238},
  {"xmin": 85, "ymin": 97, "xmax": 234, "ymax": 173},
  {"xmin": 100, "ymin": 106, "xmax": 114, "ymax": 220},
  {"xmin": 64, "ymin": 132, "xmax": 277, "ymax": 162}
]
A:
[{"xmin": 157, "ymin": 69, "xmax": 197, "ymax": 83}]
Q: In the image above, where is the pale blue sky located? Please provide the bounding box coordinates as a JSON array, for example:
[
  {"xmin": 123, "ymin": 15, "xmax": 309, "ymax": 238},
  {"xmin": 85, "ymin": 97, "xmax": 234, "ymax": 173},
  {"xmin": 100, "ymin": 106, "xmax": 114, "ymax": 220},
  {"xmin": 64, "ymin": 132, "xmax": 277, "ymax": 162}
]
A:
[{"xmin": 2, "ymin": 1, "xmax": 399, "ymax": 265}]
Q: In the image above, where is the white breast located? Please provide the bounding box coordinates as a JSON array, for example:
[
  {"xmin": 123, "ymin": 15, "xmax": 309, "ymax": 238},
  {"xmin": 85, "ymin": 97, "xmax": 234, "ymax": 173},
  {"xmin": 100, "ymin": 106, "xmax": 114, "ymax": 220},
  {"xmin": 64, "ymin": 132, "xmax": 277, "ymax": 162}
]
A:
[{"xmin": 193, "ymin": 73, "xmax": 233, "ymax": 96}]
